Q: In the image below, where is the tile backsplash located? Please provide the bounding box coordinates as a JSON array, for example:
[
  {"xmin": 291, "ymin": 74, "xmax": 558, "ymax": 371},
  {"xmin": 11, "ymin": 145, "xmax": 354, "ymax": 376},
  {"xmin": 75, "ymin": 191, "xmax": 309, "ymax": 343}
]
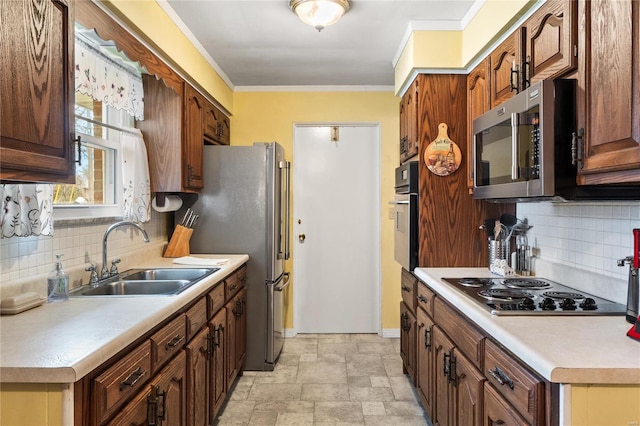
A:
[
  {"xmin": 0, "ymin": 211, "xmax": 170, "ymax": 292},
  {"xmin": 517, "ymin": 201, "xmax": 640, "ymax": 281}
]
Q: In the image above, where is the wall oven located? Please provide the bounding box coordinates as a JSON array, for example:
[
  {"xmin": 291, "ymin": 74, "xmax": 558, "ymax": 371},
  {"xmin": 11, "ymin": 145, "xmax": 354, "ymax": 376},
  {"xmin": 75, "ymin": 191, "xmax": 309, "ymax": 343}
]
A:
[{"xmin": 391, "ymin": 162, "xmax": 418, "ymax": 271}]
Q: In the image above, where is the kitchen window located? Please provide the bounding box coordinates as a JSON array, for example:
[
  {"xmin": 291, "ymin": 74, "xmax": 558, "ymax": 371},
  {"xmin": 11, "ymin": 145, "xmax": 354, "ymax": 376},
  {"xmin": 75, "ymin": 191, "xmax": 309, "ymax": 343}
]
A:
[{"xmin": 54, "ymin": 25, "xmax": 146, "ymax": 221}]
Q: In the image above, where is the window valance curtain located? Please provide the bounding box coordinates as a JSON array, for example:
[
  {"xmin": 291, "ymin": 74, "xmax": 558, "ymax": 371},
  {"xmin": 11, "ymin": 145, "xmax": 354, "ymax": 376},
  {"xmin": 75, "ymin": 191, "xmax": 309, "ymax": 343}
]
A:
[{"xmin": 75, "ymin": 36, "xmax": 144, "ymax": 121}]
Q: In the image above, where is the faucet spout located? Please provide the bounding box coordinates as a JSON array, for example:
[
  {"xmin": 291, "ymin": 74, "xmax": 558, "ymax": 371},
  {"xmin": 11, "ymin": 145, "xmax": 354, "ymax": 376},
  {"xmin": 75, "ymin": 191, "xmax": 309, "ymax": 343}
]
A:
[{"xmin": 101, "ymin": 221, "xmax": 150, "ymax": 279}]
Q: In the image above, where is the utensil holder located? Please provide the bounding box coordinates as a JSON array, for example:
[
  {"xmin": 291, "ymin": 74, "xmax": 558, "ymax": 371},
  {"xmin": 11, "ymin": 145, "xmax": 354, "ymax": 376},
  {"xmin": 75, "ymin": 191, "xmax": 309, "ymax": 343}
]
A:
[
  {"xmin": 163, "ymin": 225, "xmax": 193, "ymax": 258},
  {"xmin": 488, "ymin": 238, "xmax": 507, "ymax": 269}
]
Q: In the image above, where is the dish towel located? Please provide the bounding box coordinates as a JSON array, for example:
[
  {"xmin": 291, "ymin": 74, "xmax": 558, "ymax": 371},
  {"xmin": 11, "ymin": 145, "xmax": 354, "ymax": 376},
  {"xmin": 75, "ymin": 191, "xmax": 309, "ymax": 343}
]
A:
[
  {"xmin": 121, "ymin": 129, "xmax": 151, "ymax": 223},
  {"xmin": 173, "ymin": 256, "xmax": 229, "ymax": 267}
]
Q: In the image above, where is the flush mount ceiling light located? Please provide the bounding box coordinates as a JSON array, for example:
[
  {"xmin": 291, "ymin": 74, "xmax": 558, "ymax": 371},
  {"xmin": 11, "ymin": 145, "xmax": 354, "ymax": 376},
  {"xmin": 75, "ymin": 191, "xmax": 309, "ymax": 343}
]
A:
[{"xmin": 290, "ymin": 0, "xmax": 350, "ymax": 32}]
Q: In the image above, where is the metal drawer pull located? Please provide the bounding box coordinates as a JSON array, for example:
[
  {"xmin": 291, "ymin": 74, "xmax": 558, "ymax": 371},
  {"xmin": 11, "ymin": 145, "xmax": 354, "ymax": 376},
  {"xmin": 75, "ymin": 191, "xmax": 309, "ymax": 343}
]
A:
[
  {"xmin": 417, "ymin": 295, "xmax": 428, "ymax": 303},
  {"xmin": 401, "ymin": 285, "xmax": 411, "ymax": 293},
  {"xmin": 488, "ymin": 366, "xmax": 514, "ymax": 390},
  {"xmin": 119, "ymin": 367, "xmax": 146, "ymax": 391},
  {"xmin": 165, "ymin": 335, "xmax": 184, "ymax": 350}
]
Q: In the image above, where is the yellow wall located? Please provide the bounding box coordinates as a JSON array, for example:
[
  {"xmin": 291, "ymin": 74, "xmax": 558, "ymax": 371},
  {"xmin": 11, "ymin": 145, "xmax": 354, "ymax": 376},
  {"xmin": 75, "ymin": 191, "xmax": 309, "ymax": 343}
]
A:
[
  {"xmin": 102, "ymin": 0, "xmax": 234, "ymax": 112},
  {"xmin": 394, "ymin": 0, "xmax": 538, "ymax": 94},
  {"xmin": 0, "ymin": 384, "xmax": 63, "ymax": 426},
  {"xmin": 232, "ymin": 91, "xmax": 400, "ymax": 330},
  {"xmin": 570, "ymin": 384, "xmax": 640, "ymax": 425}
]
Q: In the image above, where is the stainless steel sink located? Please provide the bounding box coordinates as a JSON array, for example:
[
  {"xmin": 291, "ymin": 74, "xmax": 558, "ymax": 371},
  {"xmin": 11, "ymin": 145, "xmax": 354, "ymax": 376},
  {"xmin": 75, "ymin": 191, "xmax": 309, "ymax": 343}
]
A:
[{"xmin": 71, "ymin": 267, "xmax": 219, "ymax": 297}]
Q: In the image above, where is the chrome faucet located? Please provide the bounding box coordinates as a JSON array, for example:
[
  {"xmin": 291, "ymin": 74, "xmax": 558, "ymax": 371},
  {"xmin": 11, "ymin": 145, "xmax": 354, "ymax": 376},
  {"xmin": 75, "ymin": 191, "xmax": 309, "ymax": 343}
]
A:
[{"xmin": 101, "ymin": 221, "xmax": 150, "ymax": 279}]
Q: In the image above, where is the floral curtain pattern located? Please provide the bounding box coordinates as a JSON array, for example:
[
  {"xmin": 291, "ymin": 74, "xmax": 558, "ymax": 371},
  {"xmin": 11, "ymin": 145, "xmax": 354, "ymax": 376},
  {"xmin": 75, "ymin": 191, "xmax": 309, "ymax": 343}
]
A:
[
  {"xmin": 75, "ymin": 36, "xmax": 144, "ymax": 121},
  {"xmin": 121, "ymin": 129, "xmax": 151, "ymax": 223},
  {"xmin": 0, "ymin": 185, "xmax": 54, "ymax": 238}
]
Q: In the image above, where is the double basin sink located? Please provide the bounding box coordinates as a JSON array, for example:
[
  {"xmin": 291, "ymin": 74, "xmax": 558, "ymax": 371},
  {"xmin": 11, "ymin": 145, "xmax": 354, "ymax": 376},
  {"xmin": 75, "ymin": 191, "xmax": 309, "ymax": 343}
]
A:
[{"xmin": 71, "ymin": 268, "xmax": 219, "ymax": 297}]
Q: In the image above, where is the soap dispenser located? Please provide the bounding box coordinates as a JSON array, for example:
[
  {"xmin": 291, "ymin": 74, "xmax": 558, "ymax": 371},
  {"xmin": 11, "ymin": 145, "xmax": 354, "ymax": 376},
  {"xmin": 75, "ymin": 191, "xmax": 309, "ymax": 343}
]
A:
[{"xmin": 47, "ymin": 254, "xmax": 69, "ymax": 302}]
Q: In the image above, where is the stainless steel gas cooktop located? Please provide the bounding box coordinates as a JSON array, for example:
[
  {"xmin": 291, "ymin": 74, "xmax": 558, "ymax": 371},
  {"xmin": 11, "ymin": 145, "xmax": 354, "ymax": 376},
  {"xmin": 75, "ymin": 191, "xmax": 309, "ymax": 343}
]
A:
[{"xmin": 442, "ymin": 277, "xmax": 626, "ymax": 316}]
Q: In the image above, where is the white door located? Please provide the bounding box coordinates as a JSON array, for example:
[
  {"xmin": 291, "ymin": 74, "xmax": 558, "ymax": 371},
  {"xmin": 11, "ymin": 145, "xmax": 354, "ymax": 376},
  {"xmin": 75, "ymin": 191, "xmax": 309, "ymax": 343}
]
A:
[{"xmin": 293, "ymin": 125, "xmax": 380, "ymax": 333}]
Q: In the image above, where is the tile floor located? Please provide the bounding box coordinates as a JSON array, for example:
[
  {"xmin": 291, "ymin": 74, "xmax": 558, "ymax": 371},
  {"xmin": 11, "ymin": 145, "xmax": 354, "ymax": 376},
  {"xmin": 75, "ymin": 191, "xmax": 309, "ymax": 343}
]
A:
[{"xmin": 215, "ymin": 334, "xmax": 432, "ymax": 425}]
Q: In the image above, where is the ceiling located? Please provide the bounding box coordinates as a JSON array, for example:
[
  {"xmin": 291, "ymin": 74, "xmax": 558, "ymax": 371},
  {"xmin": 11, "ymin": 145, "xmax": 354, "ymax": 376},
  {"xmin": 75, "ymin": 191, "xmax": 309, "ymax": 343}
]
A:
[{"xmin": 162, "ymin": 0, "xmax": 480, "ymax": 89}]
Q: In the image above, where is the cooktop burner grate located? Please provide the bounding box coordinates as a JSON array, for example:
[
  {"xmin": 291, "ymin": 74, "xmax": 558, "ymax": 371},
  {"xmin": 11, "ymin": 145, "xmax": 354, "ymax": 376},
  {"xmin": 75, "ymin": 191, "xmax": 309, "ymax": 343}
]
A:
[
  {"xmin": 478, "ymin": 288, "xmax": 535, "ymax": 302},
  {"xmin": 458, "ymin": 278, "xmax": 494, "ymax": 287},
  {"xmin": 502, "ymin": 278, "xmax": 551, "ymax": 289},
  {"xmin": 541, "ymin": 291, "xmax": 584, "ymax": 300}
]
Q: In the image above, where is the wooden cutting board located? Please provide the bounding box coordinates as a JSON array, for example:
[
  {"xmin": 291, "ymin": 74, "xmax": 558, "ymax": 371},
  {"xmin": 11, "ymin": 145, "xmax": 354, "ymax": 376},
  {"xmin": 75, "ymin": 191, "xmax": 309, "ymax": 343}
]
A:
[{"xmin": 423, "ymin": 123, "xmax": 462, "ymax": 176}]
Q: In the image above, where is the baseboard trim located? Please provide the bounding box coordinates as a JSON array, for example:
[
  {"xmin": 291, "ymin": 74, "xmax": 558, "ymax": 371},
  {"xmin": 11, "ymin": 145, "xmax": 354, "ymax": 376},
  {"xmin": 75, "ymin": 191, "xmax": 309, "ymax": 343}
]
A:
[
  {"xmin": 284, "ymin": 329, "xmax": 297, "ymax": 338},
  {"xmin": 381, "ymin": 328, "xmax": 400, "ymax": 338}
]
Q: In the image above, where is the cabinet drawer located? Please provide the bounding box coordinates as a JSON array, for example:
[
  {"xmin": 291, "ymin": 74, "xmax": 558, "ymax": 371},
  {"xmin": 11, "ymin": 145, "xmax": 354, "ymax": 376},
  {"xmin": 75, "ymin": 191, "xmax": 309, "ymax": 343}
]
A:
[
  {"xmin": 434, "ymin": 297, "xmax": 485, "ymax": 368},
  {"xmin": 92, "ymin": 340, "xmax": 151, "ymax": 424},
  {"xmin": 225, "ymin": 271, "xmax": 243, "ymax": 300},
  {"xmin": 185, "ymin": 297, "xmax": 207, "ymax": 341},
  {"xmin": 401, "ymin": 268, "xmax": 417, "ymax": 314},
  {"xmin": 484, "ymin": 339, "xmax": 545, "ymax": 425},
  {"xmin": 208, "ymin": 283, "xmax": 225, "ymax": 318},
  {"xmin": 416, "ymin": 282, "xmax": 435, "ymax": 317},
  {"xmin": 151, "ymin": 314, "xmax": 186, "ymax": 373}
]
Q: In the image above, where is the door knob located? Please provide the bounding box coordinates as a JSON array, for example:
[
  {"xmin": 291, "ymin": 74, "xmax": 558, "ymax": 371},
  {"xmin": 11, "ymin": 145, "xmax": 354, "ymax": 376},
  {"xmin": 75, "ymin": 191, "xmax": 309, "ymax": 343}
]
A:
[{"xmin": 298, "ymin": 233, "xmax": 306, "ymax": 242}]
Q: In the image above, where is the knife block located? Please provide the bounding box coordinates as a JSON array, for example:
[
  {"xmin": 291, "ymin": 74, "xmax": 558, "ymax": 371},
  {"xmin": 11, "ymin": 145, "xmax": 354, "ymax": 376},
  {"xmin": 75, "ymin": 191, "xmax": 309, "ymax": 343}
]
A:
[{"xmin": 163, "ymin": 225, "xmax": 193, "ymax": 258}]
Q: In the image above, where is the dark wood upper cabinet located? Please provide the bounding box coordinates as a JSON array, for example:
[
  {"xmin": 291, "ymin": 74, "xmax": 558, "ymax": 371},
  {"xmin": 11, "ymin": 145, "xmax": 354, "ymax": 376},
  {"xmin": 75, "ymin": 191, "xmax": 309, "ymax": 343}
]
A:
[
  {"xmin": 1, "ymin": 0, "xmax": 75, "ymax": 183},
  {"xmin": 576, "ymin": 0, "xmax": 640, "ymax": 184},
  {"xmin": 466, "ymin": 58, "xmax": 490, "ymax": 191},
  {"xmin": 204, "ymin": 101, "xmax": 230, "ymax": 146},
  {"xmin": 183, "ymin": 84, "xmax": 205, "ymax": 191},
  {"xmin": 399, "ymin": 78, "xmax": 420, "ymax": 163},
  {"xmin": 522, "ymin": 0, "xmax": 578, "ymax": 86},
  {"xmin": 489, "ymin": 30, "xmax": 523, "ymax": 108}
]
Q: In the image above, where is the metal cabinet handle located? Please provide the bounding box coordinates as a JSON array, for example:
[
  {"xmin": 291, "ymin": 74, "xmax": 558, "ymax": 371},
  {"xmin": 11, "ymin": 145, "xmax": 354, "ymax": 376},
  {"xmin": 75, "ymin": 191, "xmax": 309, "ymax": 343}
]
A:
[
  {"xmin": 119, "ymin": 367, "xmax": 146, "ymax": 391},
  {"xmin": 401, "ymin": 285, "xmax": 411, "ymax": 293},
  {"xmin": 443, "ymin": 352, "xmax": 450, "ymax": 377},
  {"xmin": 488, "ymin": 366, "xmax": 515, "ymax": 390},
  {"xmin": 424, "ymin": 327, "xmax": 431, "ymax": 350},
  {"xmin": 417, "ymin": 295, "xmax": 428, "ymax": 303},
  {"xmin": 165, "ymin": 335, "xmax": 184, "ymax": 350},
  {"xmin": 448, "ymin": 355, "xmax": 457, "ymax": 386}
]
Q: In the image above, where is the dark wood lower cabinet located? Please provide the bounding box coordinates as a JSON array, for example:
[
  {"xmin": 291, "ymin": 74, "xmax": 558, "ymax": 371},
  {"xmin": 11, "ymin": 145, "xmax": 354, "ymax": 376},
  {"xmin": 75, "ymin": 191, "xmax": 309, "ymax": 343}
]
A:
[
  {"xmin": 454, "ymin": 350, "xmax": 485, "ymax": 426},
  {"xmin": 416, "ymin": 308, "xmax": 435, "ymax": 415},
  {"xmin": 186, "ymin": 329, "xmax": 209, "ymax": 426},
  {"xmin": 400, "ymin": 301, "xmax": 417, "ymax": 382},
  {"xmin": 402, "ymin": 278, "xmax": 551, "ymax": 426},
  {"xmin": 108, "ymin": 351, "xmax": 187, "ymax": 426},
  {"xmin": 484, "ymin": 381, "xmax": 528, "ymax": 425},
  {"xmin": 433, "ymin": 326, "xmax": 455, "ymax": 426},
  {"xmin": 209, "ymin": 308, "xmax": 227, "ymax": 420}
]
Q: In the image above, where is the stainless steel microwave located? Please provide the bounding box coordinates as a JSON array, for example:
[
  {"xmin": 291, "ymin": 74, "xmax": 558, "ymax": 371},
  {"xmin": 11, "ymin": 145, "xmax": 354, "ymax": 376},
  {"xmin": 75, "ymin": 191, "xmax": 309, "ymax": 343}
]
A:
[{"xmin": 472, "ymin": 79, "xmax": 576, "ymax": 201}]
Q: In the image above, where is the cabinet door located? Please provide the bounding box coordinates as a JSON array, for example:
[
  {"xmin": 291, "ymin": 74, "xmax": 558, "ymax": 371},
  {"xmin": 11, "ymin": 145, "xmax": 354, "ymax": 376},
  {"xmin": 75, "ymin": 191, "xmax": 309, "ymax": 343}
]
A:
[
  {"xmin": 432, "ymin": 326, "xmax": 455, "ymax": 426},
  {"xmin": 225, "ymin": 296, "xmax": 239, "ymax": 387},
  {"xmin": 183, "ymin": 84, "xmax": 205, "ymax": 191},
  {"xmin": 203, "ymin": 101, "xmax": 230, "ymax": 145},
  {"xmin": 399, "ymin": 301, "xmax": 416, "ymax": 383},
  {"xmin": 400, "ymin": 79, "xmax": 419, "ymax": 163},
  {"xmin": 108, "ymin": 351, "xmax": 187, "ymax": 426},
  {"xmin": 489, "ymin": 31, "xmax": 523, "ymax": 107},
  {"xmin": 416, "ymin": 308, "xmax": 435, "ymax": 417},
  {"xmin": 237, "ymin": 288, "xmax": 247, "ymax": 370},
  {"xmin": 186, "ymin": 329, "xmax": 209, "ymax": 426},
  {"xmin": 577, "ymin": 0, "xmax": 640, "ymax": 183},
  {"xmin": 467, "ymin": 58, "xmax": 491, "ymax": 191},
  {"xmin": 523, "ymin": 0, "xmax": 577, "ymax": 85},
  {"xmin": 0, "ymin": 0, "xmax": 75, "ymax": 183},
  {"xmin": 209, "ymin": 308, "xmax": 227, "ymax": 420},
  {"xmin": 483, "ymin": 382, "xmax": 528, "ymax": 426},
  {"xmin": 453, "ymin": 349, "xmax": 485, "ymax": 426}
]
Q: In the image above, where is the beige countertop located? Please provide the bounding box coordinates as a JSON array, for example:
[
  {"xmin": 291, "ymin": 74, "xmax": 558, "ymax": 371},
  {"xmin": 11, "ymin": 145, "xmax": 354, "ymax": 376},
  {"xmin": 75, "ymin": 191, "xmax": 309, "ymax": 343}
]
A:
[
  {"xmin": 0, "ymin": 255, "xmax": 248, "ymax": 384},
  {"xmin": 414, "ymin": 267, "xmax": 640, "ymax": 385}
]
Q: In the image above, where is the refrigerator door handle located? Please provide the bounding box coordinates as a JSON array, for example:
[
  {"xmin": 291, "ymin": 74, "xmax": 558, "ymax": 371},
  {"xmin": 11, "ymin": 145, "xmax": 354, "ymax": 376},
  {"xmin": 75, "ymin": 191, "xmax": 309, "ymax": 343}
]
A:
[
  {"xmin": 280, "ymin": 160, "xmax": 291, "ymax": 260},
  {"xmin": 275, "ymin": 272, "xmax": 291, "ymax": 292}
]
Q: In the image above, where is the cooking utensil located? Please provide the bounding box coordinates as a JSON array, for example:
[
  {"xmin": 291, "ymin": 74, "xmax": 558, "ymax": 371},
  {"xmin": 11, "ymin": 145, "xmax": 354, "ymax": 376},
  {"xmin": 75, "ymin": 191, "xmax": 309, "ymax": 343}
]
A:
[{"xmin": 500, "ymin": 213, "xmax": 517, "ymax": 233}]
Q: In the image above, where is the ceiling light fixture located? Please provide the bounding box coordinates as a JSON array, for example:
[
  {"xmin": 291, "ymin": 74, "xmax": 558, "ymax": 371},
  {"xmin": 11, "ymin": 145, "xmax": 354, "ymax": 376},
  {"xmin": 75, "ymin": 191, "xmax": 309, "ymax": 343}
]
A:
[{"xmin": 290, "ymin": 0, "xmax": 350, "ymax": 32}]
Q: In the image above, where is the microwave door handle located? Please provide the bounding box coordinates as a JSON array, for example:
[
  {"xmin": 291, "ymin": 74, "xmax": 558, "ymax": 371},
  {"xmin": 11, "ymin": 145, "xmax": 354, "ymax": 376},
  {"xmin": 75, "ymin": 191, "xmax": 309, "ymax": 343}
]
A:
[{"xmin": 511, "ymin": 112, "xmax": 519, "ymax": 181}]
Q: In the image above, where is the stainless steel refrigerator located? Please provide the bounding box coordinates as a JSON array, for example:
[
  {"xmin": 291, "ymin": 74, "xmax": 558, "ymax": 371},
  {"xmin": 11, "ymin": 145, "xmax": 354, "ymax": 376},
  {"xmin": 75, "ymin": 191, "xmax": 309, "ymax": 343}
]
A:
[{"xmin": 179, "ymin": 142, "xmax": 290, "ymax": 371}]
